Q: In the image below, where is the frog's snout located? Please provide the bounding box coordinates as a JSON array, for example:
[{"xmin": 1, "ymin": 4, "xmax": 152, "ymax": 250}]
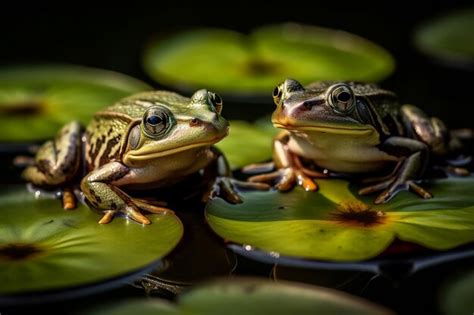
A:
[{"xmin": 189, "ymin": 115, "xmax": 228, "ymax": 136}]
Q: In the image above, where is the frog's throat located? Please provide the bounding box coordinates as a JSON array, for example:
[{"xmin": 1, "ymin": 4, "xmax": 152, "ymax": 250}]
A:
[
  {"xmin": 126, "ymin": 139, "xmax": 219, "ymax": 161},
  {"xmin": 273, "ymin": 123, "xmax": 374, "ymax": 136}
]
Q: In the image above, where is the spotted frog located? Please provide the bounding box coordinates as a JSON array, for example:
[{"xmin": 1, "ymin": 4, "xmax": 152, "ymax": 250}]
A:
[
  {"xmin": 23, "ymin": 89, "xmax": 266, "ymax": 224},
  {"xmin": 247, "ymin": 79, "xmax": 470, "ymax": 203}
]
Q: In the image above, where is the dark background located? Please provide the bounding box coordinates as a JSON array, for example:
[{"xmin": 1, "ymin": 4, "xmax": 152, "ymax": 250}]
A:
[{"xmin": 0, "ymin": 1, "xmax": 473, "ymax": 127}]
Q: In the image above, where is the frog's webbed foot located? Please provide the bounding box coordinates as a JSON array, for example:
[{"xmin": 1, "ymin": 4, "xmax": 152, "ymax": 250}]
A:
[
  {"xmin": 81, "ymin": 161, "xmax": 173, "ymax": 225},
  {"xmin": 248, "ymin": 166, "xmax": 319, "ymax": 192},
  {"xmin": 359, "ymin": 177, "xmax": 432, "ymax": 204},
  {"xmin": 360, "ymin": 136, "xmax": 433, "ymax": 204},
  {"xmin": 97, "ymin": 205, "xmax": 151, "ymax": 225},
  {"xmin": 97, "ymin": 205, "xmax": 152, "ymax": 225},
  {"xmin": 97, "ymin": 200, "xmax": 173, "ymax": 225},
  {"xmin": 207, "ymin": 176, "xmax": 270, "ymax": 204}
]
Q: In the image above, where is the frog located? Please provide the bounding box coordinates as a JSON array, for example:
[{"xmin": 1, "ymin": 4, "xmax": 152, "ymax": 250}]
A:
[
  {"xmin": 22, "ymin": 89, "xmax": 267, "ymax": 224},
  {"xmin": 246, "ymin": 79, "xmax": 470, "ymax": 204}
]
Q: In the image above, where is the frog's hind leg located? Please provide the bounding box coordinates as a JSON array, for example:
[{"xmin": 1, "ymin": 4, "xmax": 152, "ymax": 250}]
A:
[
  {"xmin": 359, "ymin": 136, "xmax": 432, "ymax": 204},
  {"xmin": 22, "ymin": 121, "xmax": 83, "ymax": 209}
]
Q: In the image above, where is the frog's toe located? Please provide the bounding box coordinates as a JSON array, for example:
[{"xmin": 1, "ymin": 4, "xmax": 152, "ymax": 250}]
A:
[
  {"xmin": 374, "ymin": 189, "xmax": 394, "ymax": 204},
  {"xmin": 232, "ymin": 180, "xmax": 270, "ymax": 191},
  {"xmin": 275, "ymin": 168, "xmax": 297, "ymax": 191},
  {"xmin": 248, "ymin": 171, "xmax": 281, "ymax": 185},
  {"xmin": 295, "ymin": 170, "xmax": 318, "ymax": 191},
  {"xmin": 408, "ymin": 181, "xmax": 433, "ymax": 199},
  {"xmin": 445, "ymin": 166, "xmax": 471, "ymax": 177},
  {"xmin": 212, "ymin": 177, "xmax": 243, "ymax": 204},
  {"xmin": 98, "ymin": 210, "xmax": 117, "ymax": 224},
  {"xmin": 98, "ymin": 205, "xmax": 156, "ymax": 225},
  {"xmin": 132, "ymin": 198, "xmax": 173, "ymax": 215},
  {"xmin": 373, "ymin": 180, "xmax": 432, "ymax": 204},
  {"xmin": 62, "ymin": 188, "xmax": 77, "ymax": 210},
  {"xmin": 241, "ymin": 162, "xmax": 275, "ymax": 174},
  {"xmin": 126, "ymin": 207, "xmax": 152, "ymax": 225},
  {"xmin": 248, "ymin": 168, "xmax": 301, "ymax": 191},
  {"xmin": 359, "ymin": 179, "xmax": 394, "ymax": 196}
]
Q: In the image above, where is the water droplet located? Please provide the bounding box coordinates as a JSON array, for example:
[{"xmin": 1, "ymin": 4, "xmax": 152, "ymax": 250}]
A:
[{"xmin": 269, "ymin": 251, "xmax": 280, "ymax": 258}]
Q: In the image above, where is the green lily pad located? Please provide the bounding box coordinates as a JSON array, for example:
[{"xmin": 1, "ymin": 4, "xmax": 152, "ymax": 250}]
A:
[
  {"xmin": 0, "ymin": 186, "xmax": 183, "ymax": 296},
  {"xmin": 414, "ymin": 8, "xmax": 474, "ymax": 66},
  {"xmin": 216, "ymin": 120, "xmax": 277, "ymax": 169},
  {"xmin": 440, "ymin": 268, "xmax": 474, "ymax": 315},
  {"xmin": 0, "ymin": 65, "xmax": 151, "ymax": 142},
  {"xmin": 86, "ymin": 277, "xmax": 393, "ymax": 315},
  {"xmin": 206, "ymin": 177, "xmax": 474, "ymax": 262},
  {"xmin": 143, "ymin": 24, "xmax": 394, "ymax": 95}
]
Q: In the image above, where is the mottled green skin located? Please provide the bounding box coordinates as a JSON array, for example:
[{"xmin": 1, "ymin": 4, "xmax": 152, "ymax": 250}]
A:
[
  {"xmin": 24, "ymin": 89, "xmax": 229, "ymax": 224},
  {"xmin": 254, "ymin": 79, "xmax": 463, "ymax": 204}
]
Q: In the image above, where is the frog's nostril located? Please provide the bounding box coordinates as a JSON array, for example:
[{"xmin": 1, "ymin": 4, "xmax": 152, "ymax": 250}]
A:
[
  {"xmin": 303, "ymin": 102, "xmax": 313, "ymax": 110},
  {"xmin": 190, "ymin": 118, "xmax": 201, "ymax": 127}
]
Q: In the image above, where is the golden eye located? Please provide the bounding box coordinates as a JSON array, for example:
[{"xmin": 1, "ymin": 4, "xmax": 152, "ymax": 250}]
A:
[
  {"xmin": 209, "ymin": 92, "xmax": 223, "ymax": 114},
  {"xmin": 142, "ymin": 106, "xmax": 172, "ymax": 138},
  {"xmin": 272, "ymin": 85, "xmax": 283, "ymax": 105},
  {"xmin": 328, "ymin": 83, "xmax": 355, "ymax": 114}
]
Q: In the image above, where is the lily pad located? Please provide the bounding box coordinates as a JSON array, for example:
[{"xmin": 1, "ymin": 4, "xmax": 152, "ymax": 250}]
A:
[
  {"xmin": 206, "ymin": 177, "xmax": 474, "ymax": 262},
  {"xmin": 86, "ymin": 277, "xmax": 393, "ymax": 315},
  {"xmin": 143, "ymin": 24, "xmax": 394, "ymax": 96},
  {"xmin": 216, "ymin": 120, "xmax": 277, "ymax": 169},
  {"xmin": 0, "ymin": 65, "xmax": 151, "ymax": 142},
  {"xmin": 440, "ymin": 268, "xmax": 474, "ymax": 315},
  {"xmin": 414, "ymin": 8, "xmax": 474, "ymax": 67},
  {"xmin": 0, "ymin": 186, "xmax": 183, "ymax": 298}
]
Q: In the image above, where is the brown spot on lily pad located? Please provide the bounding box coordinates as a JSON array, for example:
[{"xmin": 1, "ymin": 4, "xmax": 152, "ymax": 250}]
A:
[
  {"xmin": 0, "ymin": 243, "xmax": 44, "ymax": 261},
  {"xmin": 243, "ymin": 59, "xmax": 280, "ymax": 75},
  {"xmin": 330, "ymin": 201, "xmax": 387, "ymax": 227},
  {"xmin": 0, "ymin": 101, "xmax": 43, "ymax": 117}
]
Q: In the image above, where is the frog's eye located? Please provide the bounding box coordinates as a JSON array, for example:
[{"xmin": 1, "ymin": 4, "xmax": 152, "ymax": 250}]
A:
[
  {"xmin": 327, "ymin": 83, "xmax": 355, "ymax": 114},
  {"xmin": 273, "ymin": 85, "xmax": 283, "ymax": 105},
  {"xmin": 142, "ymin": 106, "xmax": 172, "ymax": 138},
  {"xmin": 209, "ymin": 92, "xmax": 223, "ymax": 114}
]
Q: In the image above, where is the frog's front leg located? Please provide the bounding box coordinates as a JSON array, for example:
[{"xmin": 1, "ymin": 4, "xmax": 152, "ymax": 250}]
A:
[
  {"xmin": 359, "ymin": 137, "xmax": 432, "ymax": 204},
  {"xmin": 247, "ymin": 132, "xmax": 325, "ymax": 191},
  {"xmin": 204, "ymin": 147, "xmax": 269, "ymax": 204},
  {"xmin": 22, "ymin": 121, "xmax": 82, "ymax": 209},
  {"xmin": 80, "ymin": 162, "xmax": 170, "ymax": 225}
]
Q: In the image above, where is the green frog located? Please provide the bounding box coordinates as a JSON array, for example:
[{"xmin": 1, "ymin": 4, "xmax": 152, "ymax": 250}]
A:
[
  {"xmin": 247, "ymin": 79, "xmax": 470, "ymax": 203},
  {"xmin": 23, "ymin": 89, "xmax": 266, "ymax": 224}
]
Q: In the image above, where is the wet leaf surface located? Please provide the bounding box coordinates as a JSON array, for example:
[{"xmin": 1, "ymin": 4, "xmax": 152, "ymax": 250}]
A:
[
  {"xmin": 143, "ymin": 24, "xmax": 394, "ymax": 95},
  {"xmin": 0, "ymin": 186, "xmax": 183, "ymax": 295},
  {"xmin": 414, "ymin": 8, "xmax": 474, "ymax": 67},
  {"xmin": 0, "ymin": 65, "xmax": 150, "ymax": 141},
  {"xmin": 85, "ymin": 277, "xmax": 393, "ymax": 315},
  {"xmin": 206, "ymin": 177, "xmax": 474, "ymax": 261},
  {"xmin": 440, "ymin": 268, "xmax": 474, "ymax": 315}
]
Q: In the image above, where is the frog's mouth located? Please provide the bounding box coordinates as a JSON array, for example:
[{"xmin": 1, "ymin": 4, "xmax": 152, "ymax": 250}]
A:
[
  {"xmin": 274, "ymin": 122, "xmax": 374, "ymax": 136},
  {"xmin": 126, "ymin": 134, "xmax": 226, "ymax": 161}
]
